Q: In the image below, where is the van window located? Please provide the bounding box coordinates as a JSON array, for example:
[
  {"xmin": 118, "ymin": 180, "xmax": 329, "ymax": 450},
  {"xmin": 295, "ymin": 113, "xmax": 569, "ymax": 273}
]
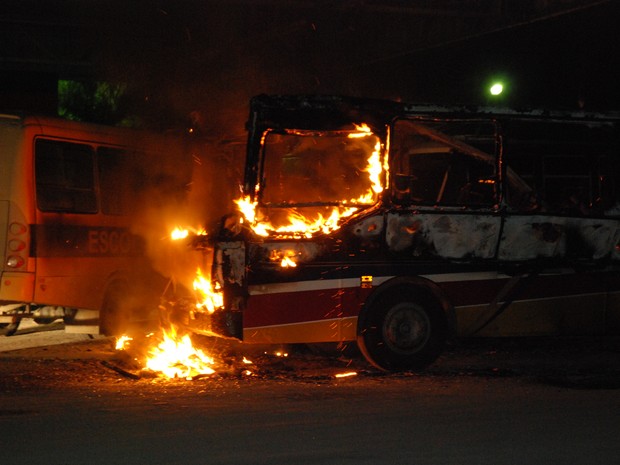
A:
[{"xmin": 35, "ymin": 139, "xmax": 97, "ymax": 213}]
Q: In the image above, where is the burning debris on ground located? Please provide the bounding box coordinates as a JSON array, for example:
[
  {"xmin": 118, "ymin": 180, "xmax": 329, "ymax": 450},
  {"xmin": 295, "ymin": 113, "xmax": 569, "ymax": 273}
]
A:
[{"xmin": 95, "ymin": 324, "xmax": 371, "ymax": 383}]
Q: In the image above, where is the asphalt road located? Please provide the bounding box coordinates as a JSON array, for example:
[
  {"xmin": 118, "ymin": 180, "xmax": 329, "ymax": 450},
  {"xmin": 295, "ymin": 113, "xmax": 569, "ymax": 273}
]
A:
[{"xmin": 1, "ymin": 325, "xmax": 620, "ymax": 465}]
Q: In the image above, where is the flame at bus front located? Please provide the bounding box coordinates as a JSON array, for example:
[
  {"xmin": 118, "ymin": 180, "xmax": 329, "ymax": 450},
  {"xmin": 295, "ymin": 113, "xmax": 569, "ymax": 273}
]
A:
[
  {"xmin": 193, "ymin": 268, "xmax": 223, "ymax": 313},
  {"xmin": 236, "ymin": 123, "xmax": 385, "ymax": 239}
]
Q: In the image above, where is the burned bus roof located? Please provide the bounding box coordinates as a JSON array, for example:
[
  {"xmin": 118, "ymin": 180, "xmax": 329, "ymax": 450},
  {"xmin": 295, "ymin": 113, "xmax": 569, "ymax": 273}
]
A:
[{"xmin": 248, "ymin": 94, "xmax": 620, "ymax": 131}]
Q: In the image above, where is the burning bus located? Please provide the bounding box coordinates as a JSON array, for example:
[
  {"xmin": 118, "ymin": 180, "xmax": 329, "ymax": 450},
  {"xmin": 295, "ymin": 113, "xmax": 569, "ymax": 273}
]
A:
[{"xmin": 181, "ymin": 94, "xmax": 620, "ymax": 372}]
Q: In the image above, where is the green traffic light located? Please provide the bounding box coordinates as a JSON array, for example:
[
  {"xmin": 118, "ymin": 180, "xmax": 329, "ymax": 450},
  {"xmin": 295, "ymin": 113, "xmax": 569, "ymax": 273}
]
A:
[{"xmin": 489, "ymin": 82, "xmax": 504, "ymax": 96}]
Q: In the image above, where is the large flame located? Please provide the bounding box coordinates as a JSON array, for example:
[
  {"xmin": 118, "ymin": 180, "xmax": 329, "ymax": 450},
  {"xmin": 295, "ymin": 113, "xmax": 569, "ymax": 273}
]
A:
[
  {"xmin": 117, "ymin": 229, "xmax": 225, "ymax": 380},
  {"xmin": 144, "ymin": 326, "xmax": 216, "ymax": 380}
]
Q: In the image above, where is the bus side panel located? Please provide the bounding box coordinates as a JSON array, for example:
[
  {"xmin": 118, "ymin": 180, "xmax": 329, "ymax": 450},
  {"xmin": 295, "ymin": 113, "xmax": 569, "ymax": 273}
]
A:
[
  {"xmin": 0, "ymin": 200, "xmax": 8, "ymax": 288},
  {"xmin": 0, "ymin": 272, "xmax": 36, "ymax": 302},
  {"xmin": 244, "ymin": 283, "xmax": 345, "ymax": 344},
  {"xmin": 1, "ymin": 122, "xmax": 37, "ymax": 306},
  {"xmin": 242, "ymin": 268, "xmax": 620, "ymax": 344},
  {"xmin": 499, "ymin": 215, "xmax": 620, "ymax": 261},
  {"xmin": 443, "ymin": 270, "xmax": 620, "ymax": 336},
  {"xmin": 31, "ymin": 222, "xmax": 147, "ymax": 311}
]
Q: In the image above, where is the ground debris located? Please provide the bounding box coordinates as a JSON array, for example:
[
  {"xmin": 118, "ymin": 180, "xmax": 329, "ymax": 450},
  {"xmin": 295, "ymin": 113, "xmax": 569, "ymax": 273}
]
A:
[
  {"xmin": 537, "ymin": 369, "xmax": 620, "ymax": 390},
  {"xmin": 2, "ymin": 335, "xmax": 620, "ymax": 391},
  {"xmin": 100, "ymin": 360, "xmax": 141, "ymax": 380}
]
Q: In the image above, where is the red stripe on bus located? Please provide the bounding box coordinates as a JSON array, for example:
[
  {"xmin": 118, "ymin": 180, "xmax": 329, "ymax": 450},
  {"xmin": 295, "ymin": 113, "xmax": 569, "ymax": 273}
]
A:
[{"xmin": 243, "ymin": 270, "xmax": 620, "ymax": 328}]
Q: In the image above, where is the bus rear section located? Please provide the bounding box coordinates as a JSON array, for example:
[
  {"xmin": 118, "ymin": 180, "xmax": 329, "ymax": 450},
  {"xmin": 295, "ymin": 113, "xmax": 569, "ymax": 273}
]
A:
[{"xmin": 1, "ymin": 114, "xmax": 193, "ymax": 336}]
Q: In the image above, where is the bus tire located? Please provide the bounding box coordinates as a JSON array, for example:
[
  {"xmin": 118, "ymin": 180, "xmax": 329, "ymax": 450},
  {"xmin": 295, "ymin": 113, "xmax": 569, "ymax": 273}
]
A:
[
  {"xmin": 357, "ymin": 285, "xmax": 449, "ymax": 372},
  {"xmin": 100, "ymin": 281, "xmax": 131, "ymax": 336}
]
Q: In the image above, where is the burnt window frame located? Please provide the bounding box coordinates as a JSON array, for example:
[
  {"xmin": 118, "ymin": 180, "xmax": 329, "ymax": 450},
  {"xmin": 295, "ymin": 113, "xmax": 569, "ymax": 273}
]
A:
[
  {"xmin": 257, "ymin": 127, "xmax": 384, "ymax": 208},
  {"xmin": 389, "ymin": 118, "xmax": 500, "ymax": 209},
  {"xmin": 500, "ymin": 119, "xmax": 620, "ymax": 217}
]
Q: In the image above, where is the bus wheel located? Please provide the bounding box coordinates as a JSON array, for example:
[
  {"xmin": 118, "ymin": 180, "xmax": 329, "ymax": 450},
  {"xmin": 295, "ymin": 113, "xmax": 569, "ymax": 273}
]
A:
[
  {"xmin": 100, "ymin": 282, "xmax": 131, "ymax": 336},
  {"xmin": 357, "ymin": 288, "xmax": 448, "ymax": 372}
]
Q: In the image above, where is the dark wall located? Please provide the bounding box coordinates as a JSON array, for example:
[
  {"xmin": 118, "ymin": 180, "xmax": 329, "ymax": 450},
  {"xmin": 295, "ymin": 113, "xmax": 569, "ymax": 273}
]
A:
[{"xmin": 0, "ymin": 71, "xmax": 58, "ymax": 115}]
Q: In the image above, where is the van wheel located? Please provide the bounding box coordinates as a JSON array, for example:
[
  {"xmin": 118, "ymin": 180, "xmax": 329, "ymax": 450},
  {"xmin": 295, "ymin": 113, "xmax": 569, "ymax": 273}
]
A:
[{"xmin": 357, "ymin": 288, "xmax": 448, "ymax": 372}]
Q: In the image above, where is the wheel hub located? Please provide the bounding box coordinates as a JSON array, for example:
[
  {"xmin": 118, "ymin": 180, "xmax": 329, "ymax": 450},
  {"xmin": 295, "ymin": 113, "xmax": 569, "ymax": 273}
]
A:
[{"xmin": 383, "ymin": 302, "xmax": 430, "ymax": 354}]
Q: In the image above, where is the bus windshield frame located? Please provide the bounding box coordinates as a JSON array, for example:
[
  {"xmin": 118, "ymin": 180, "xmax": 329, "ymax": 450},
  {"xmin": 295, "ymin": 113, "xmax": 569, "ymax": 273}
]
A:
[{"xmin": 258, "ymin": 128, "xmax": 384, "ymax": 208}]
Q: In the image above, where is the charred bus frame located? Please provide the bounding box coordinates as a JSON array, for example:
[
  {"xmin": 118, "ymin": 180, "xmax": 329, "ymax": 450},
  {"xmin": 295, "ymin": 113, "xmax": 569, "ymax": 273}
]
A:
[{"xmin": 200, "ymin": 95, "xmax": 620, "ymax": 371}]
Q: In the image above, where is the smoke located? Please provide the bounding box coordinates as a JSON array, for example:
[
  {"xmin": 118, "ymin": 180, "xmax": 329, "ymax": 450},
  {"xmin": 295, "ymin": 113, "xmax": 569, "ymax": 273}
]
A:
[{"xmin": 114, "ymin": 130, "xmax": 243, "ymax": 293}]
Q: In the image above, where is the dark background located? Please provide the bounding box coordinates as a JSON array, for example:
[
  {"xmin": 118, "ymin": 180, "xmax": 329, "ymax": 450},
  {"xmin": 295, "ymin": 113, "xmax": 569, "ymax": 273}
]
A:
[{"xmin": 1, "ymin": 0, "xmax": 619, "ymax": 136}]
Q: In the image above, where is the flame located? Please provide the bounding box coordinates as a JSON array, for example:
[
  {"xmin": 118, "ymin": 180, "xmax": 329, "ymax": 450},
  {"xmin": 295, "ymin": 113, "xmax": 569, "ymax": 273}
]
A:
[
  {"xmin": 193, "ymin": 268, "xmax": 224, "ymax": 313},
  {"xmin": 115, "ymin": 335, "xmax": 133, "ymax": 350},
  {"xmin": 269, "ymin": 249, "xmax": 300, "ymax": 268},
  {"xmin": 348, "ymin": 124, "xmax": 383, "ymax": 200},
  {"xmin": 352, "ymin": 140, "xmax": 383, "ymax": 204},
  {"xmin": 171, "ymin": 227, "xmax": 189, "ymax": 240},
  {"xmin": 281, "ymin": 256, "xmax": 297, "ymax": 267},
  {"xmin": 335, "ymin": 371, "xmax": 357, "ymax": 378},
  {"xmin": 348, "ymin": 123, "xmax": 372, "ymax": 138},
  {"xmin": 144, "ymin": 326, "xmax": 215, "ymax": 380},
  {"xmin": 234, "ymin": 196, "xmax": 257, "ymax": 224},
  {"xmin": 170, "ymin": 226, "xmax": 207, "ymax": 240}
]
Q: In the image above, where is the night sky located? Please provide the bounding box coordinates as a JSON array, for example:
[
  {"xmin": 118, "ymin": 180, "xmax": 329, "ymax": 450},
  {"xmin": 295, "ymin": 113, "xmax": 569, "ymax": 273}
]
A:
[{"xmin": 1, "ymin": 0, "xmax": 619, "ymax": 135}]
